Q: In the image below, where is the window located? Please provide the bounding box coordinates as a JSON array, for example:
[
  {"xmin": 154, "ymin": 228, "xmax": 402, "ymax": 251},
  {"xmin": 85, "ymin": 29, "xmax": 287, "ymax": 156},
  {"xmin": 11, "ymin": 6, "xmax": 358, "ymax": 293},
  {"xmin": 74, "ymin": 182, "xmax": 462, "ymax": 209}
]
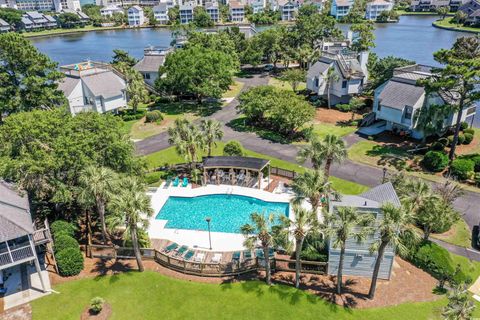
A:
[
  {"xmin": 342, "ymin": 80, "xmax": 347, "ymax": 89},
  {"xmin": 314, "ymin": 77, "xmax": 319, "ymax": 87},
  {"xmin": 144, "ymin": 73, "xmax": 151, "ymax": 80},
  {"xmin": 378, "ymin": 104, "xmax": 382, "ymax": 111},
  {"xmin": 405, "ymin": 106, "xmax": 413, "ymax": 120}
]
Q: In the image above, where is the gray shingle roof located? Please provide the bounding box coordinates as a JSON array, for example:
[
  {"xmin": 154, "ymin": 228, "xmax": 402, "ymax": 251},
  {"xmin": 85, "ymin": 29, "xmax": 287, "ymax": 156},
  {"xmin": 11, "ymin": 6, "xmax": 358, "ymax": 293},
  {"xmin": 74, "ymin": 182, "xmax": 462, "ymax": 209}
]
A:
[
  {"xmin": 58, "ymin": 76, "xmax": 80, "ymax": 97},
  {"xmin": 377, "ymin": 78, "xmax": 425, "ymax": 111},
  {"xmin": 0, "ymin": 182, "xmax": 34, "ymax": 243},
  {"xmin": 360, "ymin": 182, "xmax": 401, "ymax": 207},
  {"xmin": 307, "ymin": 60, "xmax": 331, "ymax": 78},
  {"xmin": 0, "ymin": 18, "xmax": 9, "ymax": 27},
  {"xmin": 82, "ymin": 71, "xmax": 125, "ymax": 99},
  {"xmin": 134, "ymin": 55, "xmax": 165, "ymax": 72}
]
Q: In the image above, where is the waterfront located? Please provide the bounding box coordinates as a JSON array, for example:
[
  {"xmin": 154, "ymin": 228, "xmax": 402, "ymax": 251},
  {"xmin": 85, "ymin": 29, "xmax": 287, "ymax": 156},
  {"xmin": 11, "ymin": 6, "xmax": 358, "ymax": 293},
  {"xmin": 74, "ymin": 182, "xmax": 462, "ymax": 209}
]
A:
[{"xmin": 31, "ymin": 15, "xmax": 472, "ymax": 66}]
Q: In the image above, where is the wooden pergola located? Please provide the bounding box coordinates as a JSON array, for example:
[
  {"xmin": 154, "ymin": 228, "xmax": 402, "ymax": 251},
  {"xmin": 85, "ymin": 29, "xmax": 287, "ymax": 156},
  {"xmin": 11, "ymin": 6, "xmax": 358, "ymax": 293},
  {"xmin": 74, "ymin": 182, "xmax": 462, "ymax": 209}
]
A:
[{"xmin": 202, "ymin": 156, "xmax": 270, "ymax": 189}]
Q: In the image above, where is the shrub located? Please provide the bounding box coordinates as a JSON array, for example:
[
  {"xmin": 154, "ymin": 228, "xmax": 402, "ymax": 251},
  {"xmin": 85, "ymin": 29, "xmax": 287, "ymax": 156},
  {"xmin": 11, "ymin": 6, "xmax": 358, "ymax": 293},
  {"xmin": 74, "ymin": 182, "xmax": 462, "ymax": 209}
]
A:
[
  {"xmin": 475, "ymin": 173, "xmax": 480, "ymax": 186},
  {"xmin": 423, "ymin": 151, "xmax": 449, "ymax": 172},
  {"xmin": 145, "ymin": 110, "xmax": 163, "ymax": 123},
  {"xmin": 336, "ymin": 103, "xmax": 351, "ymax": 112},
  {"xmin": 223, "ymin": 140, "xmax": 244, "ymax": 156},
  {"xmin": 450, "ymin": 159, "xmax": 474, "ymax": 181},
  {"xmin": 50, "ymin": 220, "xmax": 76, "ymax": 238},
  {"xmin": 463, "ymin": 133, "xmax": 474, "ymax": 145},
  {"xmin": 54, "ymin": 234, "xmax": 79, "ymax": 253},
  {"xmin": 457, "ymin": 134, "xmax": 465, "ymax": 145},
  {"xmin": 464, "ymin": 128, "xmax": 475, "ymax": 135},
  {"xmin": 144, "ymin": 171, "xmax": 162, "ymax": 185},
  {"xmin": 461, "ymin": 121, "xmax": 469, "ymax": 130},
  {"xmin": 90, "ymin": 297, "xmax": 105, "ymax": 314},
  {"xmin": 430, "ymin": 141, "xmax": 445, "ymax": 151},
  {"xmin": 350, "ymin": 120, "xmax": 359, "ymax": 127},
  {"xmin": 438, "ymin": 137, "xmax": 449, "ymax": 147},
  {"xmin": 119, "ymin": 109, "xmax": 146, "ymax": 121},
  {"xmin": 447, "ymin": 135, "xmax": 455, "ymax": 145},
  {"xmin": 56, "ymin": 248, "xmax": 84, "ymax": 276},
  {"xmin": 459, "ymin": 154, "xmax": 480, "ymax": 172}
]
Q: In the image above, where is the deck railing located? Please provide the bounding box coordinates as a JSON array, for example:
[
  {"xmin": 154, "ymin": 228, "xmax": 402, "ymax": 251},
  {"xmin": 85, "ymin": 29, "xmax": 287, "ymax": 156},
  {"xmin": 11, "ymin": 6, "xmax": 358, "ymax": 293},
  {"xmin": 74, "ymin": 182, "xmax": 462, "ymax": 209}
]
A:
[{"xmin": 0, "ymin": 245, "xmax": 34, "ymax": 267}]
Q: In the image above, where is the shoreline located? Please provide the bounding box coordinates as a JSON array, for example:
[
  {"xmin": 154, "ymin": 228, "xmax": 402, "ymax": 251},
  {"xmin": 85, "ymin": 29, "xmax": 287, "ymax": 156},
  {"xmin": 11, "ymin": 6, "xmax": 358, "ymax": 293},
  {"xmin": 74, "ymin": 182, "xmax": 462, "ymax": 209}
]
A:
[{"xmin": 432, "ymin": 18, "xmax": 480, "ymax": 34}]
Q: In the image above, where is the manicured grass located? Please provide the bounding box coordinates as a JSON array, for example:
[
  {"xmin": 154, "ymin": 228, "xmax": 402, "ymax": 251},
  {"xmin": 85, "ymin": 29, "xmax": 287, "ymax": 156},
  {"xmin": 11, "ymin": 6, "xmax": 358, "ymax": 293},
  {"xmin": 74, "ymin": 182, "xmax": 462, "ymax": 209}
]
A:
[
  {"xmin": 395, "ymin": 10, "xmax": 443, "ymax": 15},
  {"xmin": 433, "ymin": 17, "xmax": 480, "ymax": 33},
  {"xmin": 129, "ymin": 119, "xmax": 167, "ymax": 140},
  {"xmin": 431, "ymin": 219, "xmax": 472, "ymax": 248},
  {"xmin": 143, "ymin": 142, "xmax": 368, "ymax": 195},
  {"xmin": 222, "ymin": 81, "xmax": 245, "ymax": 99},
  {"xmin": 348, "ymin": 140, "xmax": 411, "ymax": 170},
  {"xmin": 449, "ymin": 250, "xmax": 480, "ymax": 281},
  {"xmin": 313, "ymin": 123, "xmax": 357, "ymax": 140},
  {"xmin": 31, "ymin": 271, "xmax": 458, "ymax": 320},
  {"xmin": 268, "ymin": 77, "xmax": 306, "ymax": 92}
]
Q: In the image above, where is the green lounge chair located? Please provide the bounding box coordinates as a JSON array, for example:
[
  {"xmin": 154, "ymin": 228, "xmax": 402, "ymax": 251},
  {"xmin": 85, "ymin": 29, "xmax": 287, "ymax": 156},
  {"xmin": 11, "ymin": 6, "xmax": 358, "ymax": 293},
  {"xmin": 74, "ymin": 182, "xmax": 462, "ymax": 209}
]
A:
[
  {"xmin": 244, "ymin": 250, "xmax": 252, "ymax": 260},
  {"xmin": 172, "ymin": 177, "xmax": 180, "ymax": 187},
  {"xmin": 232, "ymin": 251, "xmax": 241, "ymax": 261},
  {"xmin": 181, "ymin": 177, "xmax": 188, "ymax": 187},
  {"xmin": 175, "ymin": 245, "xmax": 188, "ymax": 256},
  {"xmin": 163, "ymin": 242, "xmax": 178, "ymax": 253},
  {"xmin": 184, "ymin": 250, "xmax": 195, "ymax": 261}
]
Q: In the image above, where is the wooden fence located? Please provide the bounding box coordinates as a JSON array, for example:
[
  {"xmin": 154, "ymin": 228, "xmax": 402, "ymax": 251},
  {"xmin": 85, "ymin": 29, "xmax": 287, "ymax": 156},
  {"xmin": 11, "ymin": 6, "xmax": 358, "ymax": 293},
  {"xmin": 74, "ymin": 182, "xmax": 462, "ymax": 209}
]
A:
[
  {"xmin": 88, "ymin": 245, "xmax": 327, "ymax": 277},
  {"xmin": 270, "ymin": 167, "xmax": 298, "ymax": 180}
]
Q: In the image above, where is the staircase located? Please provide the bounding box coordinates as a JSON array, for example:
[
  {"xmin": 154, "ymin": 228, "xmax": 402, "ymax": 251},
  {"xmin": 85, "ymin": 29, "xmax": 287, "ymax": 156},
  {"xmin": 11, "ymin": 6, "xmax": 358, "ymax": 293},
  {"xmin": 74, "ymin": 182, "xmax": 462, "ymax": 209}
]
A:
[{"xmin": 360, "ymin": 112, "xmax": 376, "ymax": 127}]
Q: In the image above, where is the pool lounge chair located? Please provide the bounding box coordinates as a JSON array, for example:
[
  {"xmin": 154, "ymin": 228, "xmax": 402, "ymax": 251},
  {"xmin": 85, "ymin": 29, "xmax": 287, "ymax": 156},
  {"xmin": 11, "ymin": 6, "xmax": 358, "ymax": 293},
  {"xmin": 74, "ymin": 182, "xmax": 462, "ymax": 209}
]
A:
[
  {"xmin": 243, "ymin": 250, "xmax": 252, "ymax": 260},
  {"xmin": 211, "ymin": 253, "xmax": 222, "ymax": 263},
  {"xmin": 174, "ymin": 245, "xmax": 188, "ymax": 256},
  {"xmin": 194, "ymin": 252, "xmax": 205, "ymax": 263},
  {"xmin": 164, "ymin": 177, "xmax": 172, "ymax": 188},
  {"xmin": 172, "ymin": 177, "xmax": 180, "ymax": 187},
  {"xmin": 162, "ymin": 242, "xmax": 179, "ymax": 253},
  {"xmin": 232, "ymin": 251, "xmax": 241, "ymax": 261},
  {"xmin": 181, "ymin": 177, "xmax": 188, "ymax": 187},
  {"xmin": 184, "ymin": 250, "xmax": 195, "ymax": 261}
]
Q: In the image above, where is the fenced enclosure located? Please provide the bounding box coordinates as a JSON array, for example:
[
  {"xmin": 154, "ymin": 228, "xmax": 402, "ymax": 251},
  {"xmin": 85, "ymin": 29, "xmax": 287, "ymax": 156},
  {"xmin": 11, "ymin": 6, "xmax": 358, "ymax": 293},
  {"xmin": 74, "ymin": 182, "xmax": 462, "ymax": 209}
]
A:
[{"xmin": 88, "ymin": 245, "xmax": 327, "ymax": 277}]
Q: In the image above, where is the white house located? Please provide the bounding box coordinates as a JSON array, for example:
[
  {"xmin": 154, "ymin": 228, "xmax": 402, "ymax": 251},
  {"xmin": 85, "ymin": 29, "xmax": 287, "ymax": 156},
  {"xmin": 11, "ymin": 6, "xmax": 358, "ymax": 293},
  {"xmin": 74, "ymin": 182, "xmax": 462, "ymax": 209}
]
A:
[
  {"xmin": 153, "ymin": 3, "xmax": 169, "ymax": 24},
  {"xmin": 410, "ymin": 0, "xmax": 468, "ymax": 11},
  {"xmin": 100, "ymin": 4, "xmax": 124, "ymax": 16},
  {"xmin": 370, "ymin": 64, "xmax": 476, "ymax": 140},
  {"xmin": 365, "ymin": 0, "xmax": 393, "ymax": 20},
  {"xmin": 0, "ymin": 18, "xmax": 11, "ymax": 32},
  {"xmin": 133, "ymin": 46, "xmax": 170, "ymax": 86},
  {"xmin": 20, "ymin": 11, "xmax": 57, "ymax": 30},
  {"xmin": 229, "ymin": 1, "xmax": 245, "ymax": 21},
  {"xmin": 248, "ymin": 0, "xmax": 265, "ymax": 13},
  {"xmin": 127, "ymin": 5, "xmax": 145, "ymax": 26},
  {"xmin": 58, "ymin": 61, "xmax": 127, "ymax": 115},
  {"xmin": 179, "ymin": 3, "xmax": 194, "ymax": 23},
  {"xmin": 205, "ymin": 1, "xmax": 219, "ymax": 22},
  {"xmin": 279, "ymin": 0, "xmax": 298, "ymax": 20},
  {"xmin": 330, "ymin": 0, "xmax": 353, "ymax": 19},
  {"xmin": 306, "ymin": 37, "xmax": 368, "ymax": 105}
]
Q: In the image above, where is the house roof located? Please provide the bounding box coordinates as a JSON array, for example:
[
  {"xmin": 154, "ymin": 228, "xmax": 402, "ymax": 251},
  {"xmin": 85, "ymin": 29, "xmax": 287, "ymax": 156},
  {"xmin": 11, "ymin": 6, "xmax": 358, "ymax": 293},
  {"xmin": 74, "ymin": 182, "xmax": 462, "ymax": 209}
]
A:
[
  {"xmin": 229, "ymin": 1, "xmax": 245, "ymax": 8},
  {"xmin": 377, "ymin": 78, "xmax": 425, "ymax": 110},
  {"xmin": 82, "ymin": 71, "xmax": 125, "ymax": 99},
  {"xmin": 0, "ymin": 18, "xmax": 10, "ymax": 27},
  {"xmin": 26, "ymin": 11, "xmax": 43, "ymax": 19},
  {"xmin": 58, "ymin": 76, "xmax": 80, "ymax": 97},
  {"xmin": 21, "ymin": 17, "xmax": 33, "ymax": 25},
  {"xmin": 307, "ymin": 60, "xmax": 331, "ymax": 78},
  {"xmin": 44, "ymin": 15, "xmax": 56, "ymax": 23},
  {"xmin": 360, "ymin": 182, "xmax": 401, "ymax": 207},
  {"xmin": 153, "ymin": 3, "xmax": 168, "ymax": 10},
  {"xmin": 78, "ymin": 11, "xmax": 89, "ymax": 19},
  {"xmin": 129, "ymin": 5, "xmax": 143, "ymax": 11},
  {"xmin": 0, "ymin": 182, "xmax": 34, "ymax": 243},
  {"xmin": 134, "ymin": 55, "xmax": 165, "ymax": 72}
]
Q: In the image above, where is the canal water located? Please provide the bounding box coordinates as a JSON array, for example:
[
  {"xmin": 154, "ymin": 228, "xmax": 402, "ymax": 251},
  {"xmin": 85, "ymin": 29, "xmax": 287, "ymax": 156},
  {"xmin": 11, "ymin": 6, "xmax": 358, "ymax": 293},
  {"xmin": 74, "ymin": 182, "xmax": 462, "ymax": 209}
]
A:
[{"xmin": 31, "ymin": 15, "xmax": 473, "ymax": 66}]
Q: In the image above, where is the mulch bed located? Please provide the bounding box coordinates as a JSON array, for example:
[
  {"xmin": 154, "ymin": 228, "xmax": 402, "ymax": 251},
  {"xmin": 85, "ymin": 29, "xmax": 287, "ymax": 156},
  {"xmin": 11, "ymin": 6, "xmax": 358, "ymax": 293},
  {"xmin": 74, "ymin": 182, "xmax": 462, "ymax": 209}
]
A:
[
  {"xmin": 80, "ymin": 303, "xmax": 112, "ymax": 320},
  {"xmin": 314, "ymin": 108, "xmax": 363, "ymax": 125}
]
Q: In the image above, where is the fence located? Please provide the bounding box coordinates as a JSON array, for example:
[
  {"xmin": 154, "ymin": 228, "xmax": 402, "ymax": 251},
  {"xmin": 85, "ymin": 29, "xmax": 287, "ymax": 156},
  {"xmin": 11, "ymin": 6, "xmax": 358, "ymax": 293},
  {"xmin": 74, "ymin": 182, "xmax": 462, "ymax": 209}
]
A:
[
  {"xmin": 270, "ymin": 167, "xmax": 298, "ymax": 180},
  {"xmin": 88, "ymin": 245, "xmax": 327, "ymax": 277}
]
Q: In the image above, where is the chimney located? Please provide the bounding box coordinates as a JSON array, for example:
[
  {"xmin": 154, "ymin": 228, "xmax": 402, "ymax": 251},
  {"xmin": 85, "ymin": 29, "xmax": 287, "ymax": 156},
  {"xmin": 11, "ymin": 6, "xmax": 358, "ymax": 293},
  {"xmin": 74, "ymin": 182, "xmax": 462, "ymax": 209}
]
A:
[{"xmin": 358, "ymin": 51, "xmax": 369, "ymax": 81}]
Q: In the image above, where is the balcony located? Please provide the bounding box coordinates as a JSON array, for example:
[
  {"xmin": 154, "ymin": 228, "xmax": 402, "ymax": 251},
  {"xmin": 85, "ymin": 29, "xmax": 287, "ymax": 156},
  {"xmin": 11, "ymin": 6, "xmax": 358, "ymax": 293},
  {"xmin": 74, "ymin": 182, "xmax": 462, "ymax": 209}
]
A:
[{"xmin": 0, "ymin": 245, "xmax": 35, "ymax": 269}]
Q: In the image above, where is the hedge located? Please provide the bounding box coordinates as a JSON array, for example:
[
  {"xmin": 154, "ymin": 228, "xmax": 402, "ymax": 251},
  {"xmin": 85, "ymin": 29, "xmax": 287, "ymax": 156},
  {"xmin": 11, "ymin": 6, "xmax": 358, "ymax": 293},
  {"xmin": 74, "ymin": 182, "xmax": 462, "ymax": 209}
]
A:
[
  {"xmin": 461, "ymin": 121, "xmax": 469, "ymax": 130},
  {"xmin": 54, "ymin": 234, "xmax": 79, "ymax": 253},
  {"xmin": 50, "ymin": 220, "xmax": 76, "ymax": 238},
  {"xmin": 450, "ymin": 158, "xmax": 474, "ymax": 181},
  {"xmin": 457, "ymin": 134, "xmax": 465, "ymax": 145},
  {"xmin": 430, "ymin": 141, "xmax": 445, "ymax": 151},
  {"xmin": 464, "ymin": 128, "xmax": 475, "ymax": 135},
  {"xmin": 56, "ymin": 247, "xmax": 84, "ymax": 276},
  {"xmin": 423, "ymin": 151, "xmax": 448, "ymax": 172},
  {"xmin": 144, "ymin": 171, "xmax": 162, "ymax": 185},
  {"xmin": 145, "ymin": 110, "xmax": 163, "ymax": 123},
  {"xmin": 223, "ymin": 140, "xmax": 244, "ymax": 156},
  {"xmin": 463, "ymin": 133, "xmax": 474, "ymax": 145}
]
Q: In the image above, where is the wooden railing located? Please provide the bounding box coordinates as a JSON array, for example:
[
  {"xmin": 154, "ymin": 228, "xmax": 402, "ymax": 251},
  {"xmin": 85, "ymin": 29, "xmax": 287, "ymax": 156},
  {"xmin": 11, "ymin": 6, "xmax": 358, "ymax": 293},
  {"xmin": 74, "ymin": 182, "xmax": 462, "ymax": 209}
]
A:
[
  {"xmin": 88, "ymin": 245, "xmax": 327, "ymax": 277},
  {"xmin": 270, "ymin": 167, "xmax": 298, "ymax": 179},
  {"xmin": 33, "ymin": 228, "xmax": 50, "ymax": 245}
]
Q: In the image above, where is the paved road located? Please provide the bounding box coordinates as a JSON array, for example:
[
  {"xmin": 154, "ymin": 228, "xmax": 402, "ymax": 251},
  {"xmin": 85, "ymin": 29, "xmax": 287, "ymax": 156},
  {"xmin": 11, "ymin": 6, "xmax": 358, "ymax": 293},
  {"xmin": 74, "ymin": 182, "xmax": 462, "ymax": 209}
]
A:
[{"xmin": 135, "ymin": 74, "xmax": 480, "ymax": 256}]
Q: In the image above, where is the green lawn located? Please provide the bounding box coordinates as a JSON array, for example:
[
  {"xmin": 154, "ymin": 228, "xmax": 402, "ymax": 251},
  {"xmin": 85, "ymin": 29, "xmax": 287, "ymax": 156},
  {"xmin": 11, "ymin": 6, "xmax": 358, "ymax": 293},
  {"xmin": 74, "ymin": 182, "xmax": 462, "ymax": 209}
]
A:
[
  {"xmin": 433, "ymin": 17, "xmax": 480, "ymax": 33},
  {"xmin": 222, "ymin": 81, "xmax": 245, "ymax": 99},
  {"xmin": 313, "ymin": 123, "xmax": 357, "ymax": 140},
  {"xmin": 348, "ymin": 140, "xmax": 412, "ymax": 171},
  {"xmin": 268, "ymin": 77, "xmax": 306, "ymax": 92},
  {"xmin": 144, "ymin": 142, "xmax": 368, "ymax": 195},
  {"xmin": 431, "ymin": 219, "xmax": 472, "ymax": 248},
  {"xmin": 22, "ymin": 25, "xmax": 125, "ymax": 38},
  {"xmin": 30, "ymin": 271, "xmax": 466, "ymax": 320}
]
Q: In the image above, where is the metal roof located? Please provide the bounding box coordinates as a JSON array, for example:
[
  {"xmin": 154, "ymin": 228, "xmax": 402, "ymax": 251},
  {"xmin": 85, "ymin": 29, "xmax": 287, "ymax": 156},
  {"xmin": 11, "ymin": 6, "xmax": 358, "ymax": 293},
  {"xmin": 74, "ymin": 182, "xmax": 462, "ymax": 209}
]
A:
[{"xmin": 203, "ymin": 156, "xmax": 270, "ymax": 171}]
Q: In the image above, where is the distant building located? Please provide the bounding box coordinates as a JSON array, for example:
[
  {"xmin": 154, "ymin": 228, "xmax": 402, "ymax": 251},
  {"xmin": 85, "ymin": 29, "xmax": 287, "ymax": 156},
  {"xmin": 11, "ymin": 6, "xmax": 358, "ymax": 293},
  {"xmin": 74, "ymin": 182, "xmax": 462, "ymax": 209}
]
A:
[
  {"xmin": 134, "ymin": 46, "xmax": 171, "ymax": 86},
  {"xmin": 20, "ymin": 11, "xmax": 57, "ymax": 30},
  {"xmin": 458, "ymin": 0, "xmax": 480, "ymax": 25},
  {"xmin": 53, "ymin": 0, "xmax": 80, "ymax": 12},
  {"xmin": 248, "ymin": 0, "xmax": 265, "ymax": 13},
  {"xmin": 128, "ymin": 5, "xmax": 145, "ymax": 26},
  {"xmin": 100, "ymin": 4, "xmax": 124, "ymax": 16},
  {"xmin": 409, "ymin": 0, "xmax": 469, "ymax": 11},
  {"xmin": 365, "ymin": 0, "xmax": 393, "ymax": 20},
  {"xmin": 179, "ymin": 3, "xmax": 195, "ymax": 23},
  {"xmin": 370, "ymin": 64, "xmax": 476, "ymax": 140},
  {"xmin": 278, "ymin": 0, "xmax": 298, "ymax": 20},
  {"xmin": 0, "ymin": 18, "xmax": 11, "ymax": 32},
  {"xmin": 330, "ymin": 0, "xmax": 353, "ymax": 19},
  {"xmin": 12, "ymin": 0, "xmax": 55, "ymax": 11},
  {"xmin": 229, "ymin": 1, "xmax": 245, "ymax": 21},
  {"xmin": 328, "ymin": 183, "xmax": 399, "ymax": 280},
  {"xmin": 153, "ymin": 3, "xmax": 169, "ymax": 23},
  {"xmin": 205, "ymin": 1, "xmax": 219, "ymax": 22},
  {"xmin": 58, "ymin": 61, "xmax": 127, "ymax": 115},
  {"xmin": 306, "ymin": 36, "xmax": 369, "ymax": 105}
]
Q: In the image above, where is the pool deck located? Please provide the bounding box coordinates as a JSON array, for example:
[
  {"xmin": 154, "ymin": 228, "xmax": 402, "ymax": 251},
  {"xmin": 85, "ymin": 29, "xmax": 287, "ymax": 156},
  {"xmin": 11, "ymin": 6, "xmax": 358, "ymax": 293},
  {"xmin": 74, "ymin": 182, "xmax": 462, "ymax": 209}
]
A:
[{"xmin": 148, "ymin": 183, "xmax": 294, "ymax": 252}]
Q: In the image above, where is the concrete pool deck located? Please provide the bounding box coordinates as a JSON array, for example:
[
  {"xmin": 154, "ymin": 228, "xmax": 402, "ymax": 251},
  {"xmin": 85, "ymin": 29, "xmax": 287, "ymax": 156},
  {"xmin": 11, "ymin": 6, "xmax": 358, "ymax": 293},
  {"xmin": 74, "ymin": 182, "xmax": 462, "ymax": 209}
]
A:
[{"xmin": 148, "ymin": 183, "xmax": 294, "ymax": 252}]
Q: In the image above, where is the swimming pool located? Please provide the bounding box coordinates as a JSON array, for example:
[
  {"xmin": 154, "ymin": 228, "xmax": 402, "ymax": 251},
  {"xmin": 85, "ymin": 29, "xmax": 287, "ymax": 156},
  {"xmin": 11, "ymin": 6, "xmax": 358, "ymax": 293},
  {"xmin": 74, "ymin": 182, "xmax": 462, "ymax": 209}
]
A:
[{"xmin": 156, "ymin": 194, "xmax": 290, "ymax": 234}]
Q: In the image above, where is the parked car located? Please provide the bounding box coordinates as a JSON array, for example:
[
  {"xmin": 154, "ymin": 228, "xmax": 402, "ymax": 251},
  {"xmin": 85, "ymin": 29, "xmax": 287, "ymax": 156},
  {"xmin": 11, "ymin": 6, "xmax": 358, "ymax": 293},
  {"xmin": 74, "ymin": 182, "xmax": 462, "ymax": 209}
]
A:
[{"xmin": 263, "ymin": 64, "xmax": 274, "ymax": 72}]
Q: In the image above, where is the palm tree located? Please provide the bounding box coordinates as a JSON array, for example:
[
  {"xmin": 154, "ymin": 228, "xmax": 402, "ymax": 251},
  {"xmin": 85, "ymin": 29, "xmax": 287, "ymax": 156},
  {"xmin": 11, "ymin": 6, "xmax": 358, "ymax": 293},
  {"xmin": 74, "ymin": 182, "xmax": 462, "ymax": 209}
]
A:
[
  {"xmin": 436, "ymin": 6, "xmax": 449, "ymax": 20},
  {"xmin": 168, "ymin": 119, "xmax": 204, "ymax": 169},
  {"xmin": 200, "ymin": 119, "xmax": 223, "ymax": 157},
  {"xmin": 241, "ymin": 212, "xmax": 281, "ymax": 285},
  {"xmin": 291, "ymin": 169, "xmax": 331, "ymax": 214},
  {"xmin": 323, "ymin": 207, "xmax": 375, "ymax": 294},
  {"xmin": 297, "ymin": 135, "xmax": 324, "ymax": 170},
  {"xmin": 401, "ymin": 178, "xmax": 432, "ymax": 212},
  {"xmin": 78, "ymin": 166, "xmax": 118, "ymax": 244},
  {"xmin": 279, "ymin": 206, "xmax": 318, "ymax": 288},
  {"xmin": 108, "ymin": 177, "xmax": 153, "ymax": 272},
  {"xmin": 323, "ymin": 66, "xmax": 339, "ymax": 109},
  {"xmin": 442, "ymin": 283, "xmax": 476, "ymax": 320},
  {"xmin": 318, "ymin": 134, "xmax": 347, "ymax": 180},
  {"xmin": 368, "ymin": 203, "xmax": 417, "ymax": 299}
]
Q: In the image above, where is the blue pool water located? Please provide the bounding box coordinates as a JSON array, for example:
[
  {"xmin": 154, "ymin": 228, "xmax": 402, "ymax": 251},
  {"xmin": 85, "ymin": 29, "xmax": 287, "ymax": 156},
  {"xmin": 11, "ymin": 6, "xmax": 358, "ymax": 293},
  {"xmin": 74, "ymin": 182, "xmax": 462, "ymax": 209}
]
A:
[{"xmin": 156, "ymin": 194, "xmax": 289, "ymax": 234}]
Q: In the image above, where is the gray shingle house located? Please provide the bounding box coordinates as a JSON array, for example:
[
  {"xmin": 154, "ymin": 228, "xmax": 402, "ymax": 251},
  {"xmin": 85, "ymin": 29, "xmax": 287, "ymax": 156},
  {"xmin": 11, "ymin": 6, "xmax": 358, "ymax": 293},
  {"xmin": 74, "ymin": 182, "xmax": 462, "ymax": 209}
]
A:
[
  {"xmin": 134, "ymin": 46, "xmax": 171, "ymax": 86},
  {"xmin": 0, "ymin": 182, "xmax": 52, "ymax": 309},
  {"xmin": 328, "ymin": 183, "xmax": 400, "ymax": 280}
]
